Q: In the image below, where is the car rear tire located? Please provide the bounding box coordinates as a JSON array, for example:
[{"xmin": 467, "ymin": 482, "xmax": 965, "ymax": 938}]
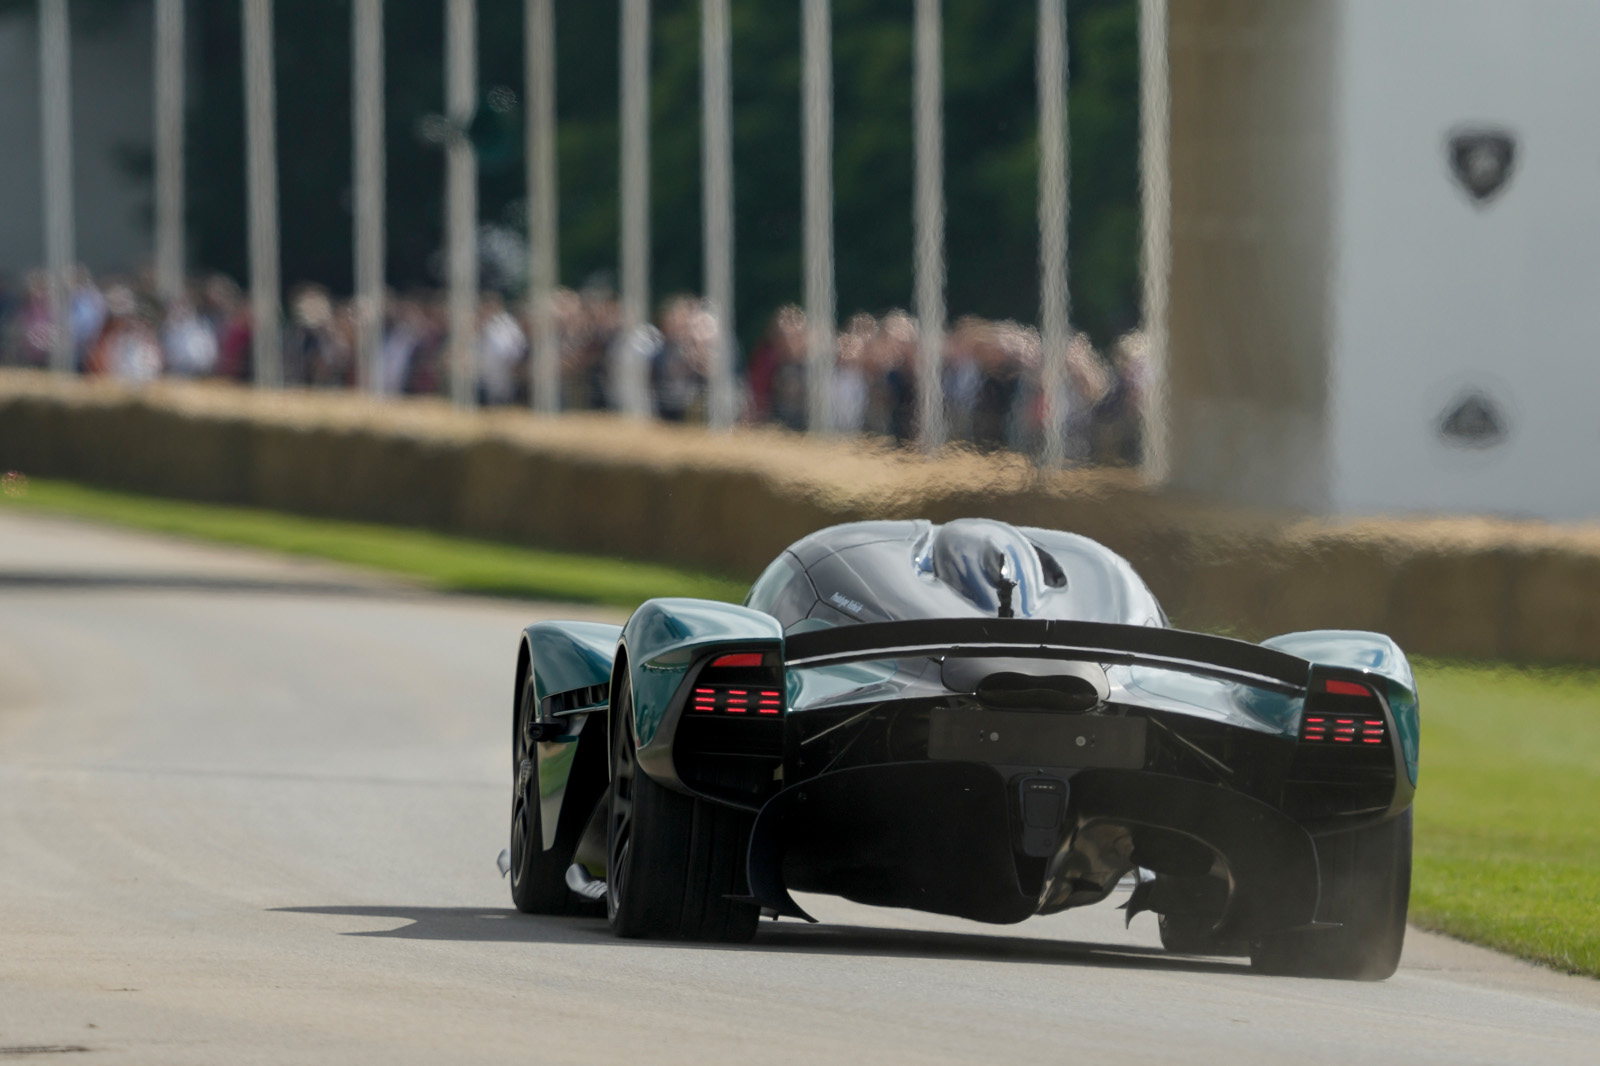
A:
[
  {"xmin": 1250, "ymin": 808, "xmax": 1412, "ymax": 980},
  {"xmin": 509, "ymin": 675, "xmax": 593, "ymax": 915},
  {"xmin": 606, "ymin": 675, "xmax": 761, "ymax": 942}
]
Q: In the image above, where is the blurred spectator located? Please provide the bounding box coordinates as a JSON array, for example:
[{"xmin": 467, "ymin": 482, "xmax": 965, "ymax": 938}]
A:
[
  {"xmin": 831, "ymin": 313, "xmax": 875, "ymax": 434},
  {"xmin": 84, "ymin": 285, "xmax": 162, "ymax": 382},
  {"xmin": 377, "ymin": 294, "xmax": 424, "ymax": 396},
  {"xmin": 746, "ymin": 304, "xmax": 805, "ymax": 423},
  {"xmin": 875, "ymin": 310, "xmax": 920, "ymax": 444},
  {"xmin": 0, "ymin": 261, "xmax": 1143, "ymax": 464},
  {"xmin": 477, "ymin": 291, "xmax": 528, "ymax": 405},
  {"xmin": 653, "ymin": 295, "xmax": 715, "ymax": 422},
  {"xmin": 15, "ymin": 273, "xmax": 55, "ymax": 367},
  {"xmin": 609, "ymin": 320, "xmax": 661, "ymax": 418},
  {"xmin": 206, "ymin": 276, "xmax": 253, "ymax": 382},
  {"xmin": 285, "ymin": 284, "xmax": 352, "ymax": 387},
  {"xmin": 70, "ymin": 266, "xmax": 107, "ymax": 367},
  {"xmin": 162, "ymin": 294, "xmax": 218, "ymax": 377},
  {"xmin": 1092, "ymin": 330, "xmax": 1148, "ymax": 466}
]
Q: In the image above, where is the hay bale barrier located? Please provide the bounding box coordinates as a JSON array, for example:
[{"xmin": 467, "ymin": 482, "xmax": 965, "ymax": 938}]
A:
[{"xmin": 6, "ymin": 368, "xmax": 1600, "ymax": 663}]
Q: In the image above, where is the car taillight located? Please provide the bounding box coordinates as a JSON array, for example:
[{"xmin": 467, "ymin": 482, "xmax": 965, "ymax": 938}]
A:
[
  {"xmin": 692, "ymin": 686, "xmax": 784, "ymax": 715},
  {"xmin": 1302, "ymin": 678, "xmax": 1386, "ymax": 744},
  {"xmin": 1302, "ymin": 715, "xmax": 1386, "ymax": 744},
  {"xmin": 710, "ymin": 652, "xmax": 765, "ymax": 669}
]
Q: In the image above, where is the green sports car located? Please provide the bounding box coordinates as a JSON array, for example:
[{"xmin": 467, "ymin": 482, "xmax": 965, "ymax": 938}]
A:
[{"xmin": 502, "ymin": 519, "xmax": 1418, "ymax": 980}]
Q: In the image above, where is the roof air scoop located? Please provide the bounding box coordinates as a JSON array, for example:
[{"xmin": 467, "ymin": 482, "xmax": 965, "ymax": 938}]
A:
[{"xmin": 929, "ymin": 519, "xmax": 1047, "ymax": 618}]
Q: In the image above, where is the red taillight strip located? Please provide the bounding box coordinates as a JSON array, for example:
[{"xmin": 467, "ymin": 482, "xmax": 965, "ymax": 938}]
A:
[
  {"xmin": 691, "ymin": 686, "xmax": 785, "ymax": 716},
  {"xmin": 711, "ymin": 653, "xmax": 765, "ymax": 668},
  {"xmin": 1303, "ymin": 711, "xmax": 1387, "ymax": 744},
  {"xmin": 1324, "ymin": 679, "xmax": 1373, "ymax": 697}
]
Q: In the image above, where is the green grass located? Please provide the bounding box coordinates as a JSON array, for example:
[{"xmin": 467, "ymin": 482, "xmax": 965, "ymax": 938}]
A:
[
  {"xmin": 0, "ymin": 477, "xmax": 747, "ymax": 608},
  {"xmin": 1410, "ymin": 659, "xmax": 1600, "ymax": 976},
  {"xmin": 2, "ymin": 477, "xmax": 1596, "ymax": 976}
]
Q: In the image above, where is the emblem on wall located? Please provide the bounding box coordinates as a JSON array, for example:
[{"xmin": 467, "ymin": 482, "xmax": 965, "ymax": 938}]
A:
[
  {"xmin": 1437, "ymin": 389, "xmax": 1508, "ymax": 448},
  {"xmin": 1447, "ymin": 127, "xmax": 1517, "ymax": 205}
]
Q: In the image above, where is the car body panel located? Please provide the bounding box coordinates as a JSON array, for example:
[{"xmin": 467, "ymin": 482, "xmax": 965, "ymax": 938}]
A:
[
  {"xmin": 521, "ymin": 620, "xmax": 622, "ymax": 705},
  {"xmin": 617, "ymin": 598, "xmax": 783, "ymax": 785},
  {"xmin": 1262, "ymin": 629, "xmax": 1420, "ymax": 785},
  {"xmin": 519, "ymin": 622, "xmax": 620, "ymax": 851}
]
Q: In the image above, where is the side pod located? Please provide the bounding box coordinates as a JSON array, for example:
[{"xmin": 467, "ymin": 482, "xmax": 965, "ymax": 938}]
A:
[
  {"xmin": 522, "ymin": 621, "xmax": 624, "ymax": 708},
  {"xmin": 521, "ymin": 621, "xmax": 623, "ymax": 850}
]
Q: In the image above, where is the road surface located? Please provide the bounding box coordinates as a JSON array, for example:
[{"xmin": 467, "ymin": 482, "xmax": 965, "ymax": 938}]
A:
[{"xmin": 2, "ymin": 509, "xmax": 1598, "ymax": 1064}]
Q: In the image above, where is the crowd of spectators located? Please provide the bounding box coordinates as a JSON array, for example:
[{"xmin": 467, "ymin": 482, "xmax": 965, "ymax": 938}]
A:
[{"xmin": 0, "ymin": 266, "xmax": 1147, "ymax": 465}]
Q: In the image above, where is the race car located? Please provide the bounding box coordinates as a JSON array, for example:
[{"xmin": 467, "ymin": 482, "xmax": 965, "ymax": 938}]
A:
[{"xmin": 503, "ymin": 519, "xmax": 1419, "ymax": 980}]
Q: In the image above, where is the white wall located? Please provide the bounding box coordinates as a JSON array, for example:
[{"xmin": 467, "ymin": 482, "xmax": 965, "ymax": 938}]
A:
[
  {"xmin": 0, "ymin": 4, "xmax": 155, "ymax": 279},
  {"xmin": 1331, "ymin": 0, "xmax": 1600, "ymax": 520}
]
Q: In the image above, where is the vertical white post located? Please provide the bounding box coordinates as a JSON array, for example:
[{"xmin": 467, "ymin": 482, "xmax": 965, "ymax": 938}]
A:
[
  {"xmin": 353, "ymin": 0, "xmax": 385, "ymax": 394},
  {"xmin": 702, "ymin": 0, "xmax": 735, "ymax": 429},
  {"xmin": 244, "ymin": 0, "xmax": 281, "ymax": 387},
  {"xmin": 154, "ymin": 0, "xmax": 185, "ymax": 305},
  {"xmin": 802, "ymin": 0, "xmax": 834, "ymax": 434},
  {"xmin": 913, "ymin": 0, "xmax": 946, "ymax": 453},
  {"xmin": 1139, "ymin": 0, "xmax": 1171, "ymax": 484},
  {"xmin": 1037, "ymin": 0, "xmax": 1069, "ymax": 467},
  {"xmin": 40, "ymin": 0, "xmax": 75, "ymax": 374},
  {"xmin": 619, "ymin": 0, "xmax": 651, "ymax": 417},
  {"xmin": 527, "ymin": 0, "xmax": 559, "ymax": 414},
  {"xmin": 446, "ymin": 0, "xmax": 478, "ymax": 407}
]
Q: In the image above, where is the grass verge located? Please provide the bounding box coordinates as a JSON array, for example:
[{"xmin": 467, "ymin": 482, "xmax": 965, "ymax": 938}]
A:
[
  {"xmin": 1409, "ymin": 659, "xmax": 1600, "ymax": 977},
  {"xmin": 2, "ymin": 477, "xmax": 1595, "ymax": 977},
  {"xmin": 0, "ymin": 477, "xmax": 747, "ymax": 608}
]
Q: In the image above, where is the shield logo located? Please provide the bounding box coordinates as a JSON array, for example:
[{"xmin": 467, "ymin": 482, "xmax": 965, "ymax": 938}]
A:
[
  {"xmin": 1447, "ymin": 127, "xmax": 1516, "ymax": 204},
  {"xmin": 1438, "ymin": 390, "xmax": 1508, "ymax": 448}
]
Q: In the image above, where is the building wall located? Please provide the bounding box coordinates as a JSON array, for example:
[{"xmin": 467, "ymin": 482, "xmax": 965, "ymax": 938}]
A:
[
  {"xmin": 1330, "ymin": 0, "xmax": 1600, "ymax": 520},
  {"xmin": 0, "ymin": 3, "xmax": 154, "ymax": 279},
  {"xmin": 1164, "ymin": 0, "xmax": 1341, "ymax": 511}
]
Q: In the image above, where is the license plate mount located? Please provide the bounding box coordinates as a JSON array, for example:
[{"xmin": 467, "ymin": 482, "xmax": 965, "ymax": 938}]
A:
[{"xmin": 927, "ymin": 709, "xmax": 1147, "ymax": 769}]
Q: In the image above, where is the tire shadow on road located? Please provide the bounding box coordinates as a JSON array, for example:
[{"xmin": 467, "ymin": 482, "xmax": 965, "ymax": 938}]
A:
[{"xmin": 273, "ymin": 905, "xmax": 1247, "ymax": 977}]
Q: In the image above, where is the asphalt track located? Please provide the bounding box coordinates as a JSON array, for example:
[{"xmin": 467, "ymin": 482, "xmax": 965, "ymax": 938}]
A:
[{"xmin": 3, "ymin": 510, "xmax": 1599, "ymax": 1064}]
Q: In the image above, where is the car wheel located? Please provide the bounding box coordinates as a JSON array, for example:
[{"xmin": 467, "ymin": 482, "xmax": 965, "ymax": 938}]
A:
[
  {"xmin": 1250, "ymin": 808, "xmax": 1412, "ymax": 980},
  {"xmin": 606, "ymin": 674, "xmax": 760, "ymax": 942},
  {"xmin": 509, "ymin": 675, "xmax": 590, "ymax": 914}
]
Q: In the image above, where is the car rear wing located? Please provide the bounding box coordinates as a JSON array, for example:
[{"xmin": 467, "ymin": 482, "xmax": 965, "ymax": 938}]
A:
[{"xmin": 782, "ymin": 619, "xmax": 1312, "ymax": 696}]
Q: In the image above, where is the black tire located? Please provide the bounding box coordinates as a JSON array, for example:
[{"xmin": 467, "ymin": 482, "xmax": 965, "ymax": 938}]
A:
[
  {"xmin": 1158, "ymin": 914, "xmax": 1248, "ymax": 957},
  {"xmin": 1251, "ymin": 809, "xmax": 1412, "ymax": 980},
  {"xmin": 606, "ymin": 675, "xmax": 761, "ymax": 942},
  {"xmin": 509, "ymin": 675, "xmax": 589, "ymax": 915}
]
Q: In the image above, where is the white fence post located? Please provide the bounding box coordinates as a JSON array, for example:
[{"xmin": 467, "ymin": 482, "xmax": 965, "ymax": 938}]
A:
[
  {"xmin": 527, "ymin": 0, "xmax": 559, "ymax": 414},
  {"xmin": 618, "ymin": 0, "xmax": 652, "ymax": 417},
  {"xmin": 243, "ymin": 0, "xmax": 281, "ymax": 387},
  {"xmin": 446, "ymin": 0, "xmax": 478, "ymax": 408},
  {"xmin": 154, "ymin": 0, "xmax": 185, "ymax": 306},
  {"xmin": 1037, "ymin": 0, "xmax": 1070, "ymax": 467},
  {"xmin": 353, "ymin": 0, "xmax": 385, "ymax": 395},
  {"xmin": 913, "ymin": 0, "xmax": 946, "ymax": 453},
  {"xmin": 802, "ymin": 0, "xmax": 834, "ymax": 434},
  {"xmin": 702, "ymin": 0, "xmax": 735, "ymax": 429},
  {"xmin": 40, "ymin": 0, "xmax": 75, "ymax": 374},
  {"xmin": 1139, "ymin": 0, "xmax": 1171, "ymax": 484}
]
